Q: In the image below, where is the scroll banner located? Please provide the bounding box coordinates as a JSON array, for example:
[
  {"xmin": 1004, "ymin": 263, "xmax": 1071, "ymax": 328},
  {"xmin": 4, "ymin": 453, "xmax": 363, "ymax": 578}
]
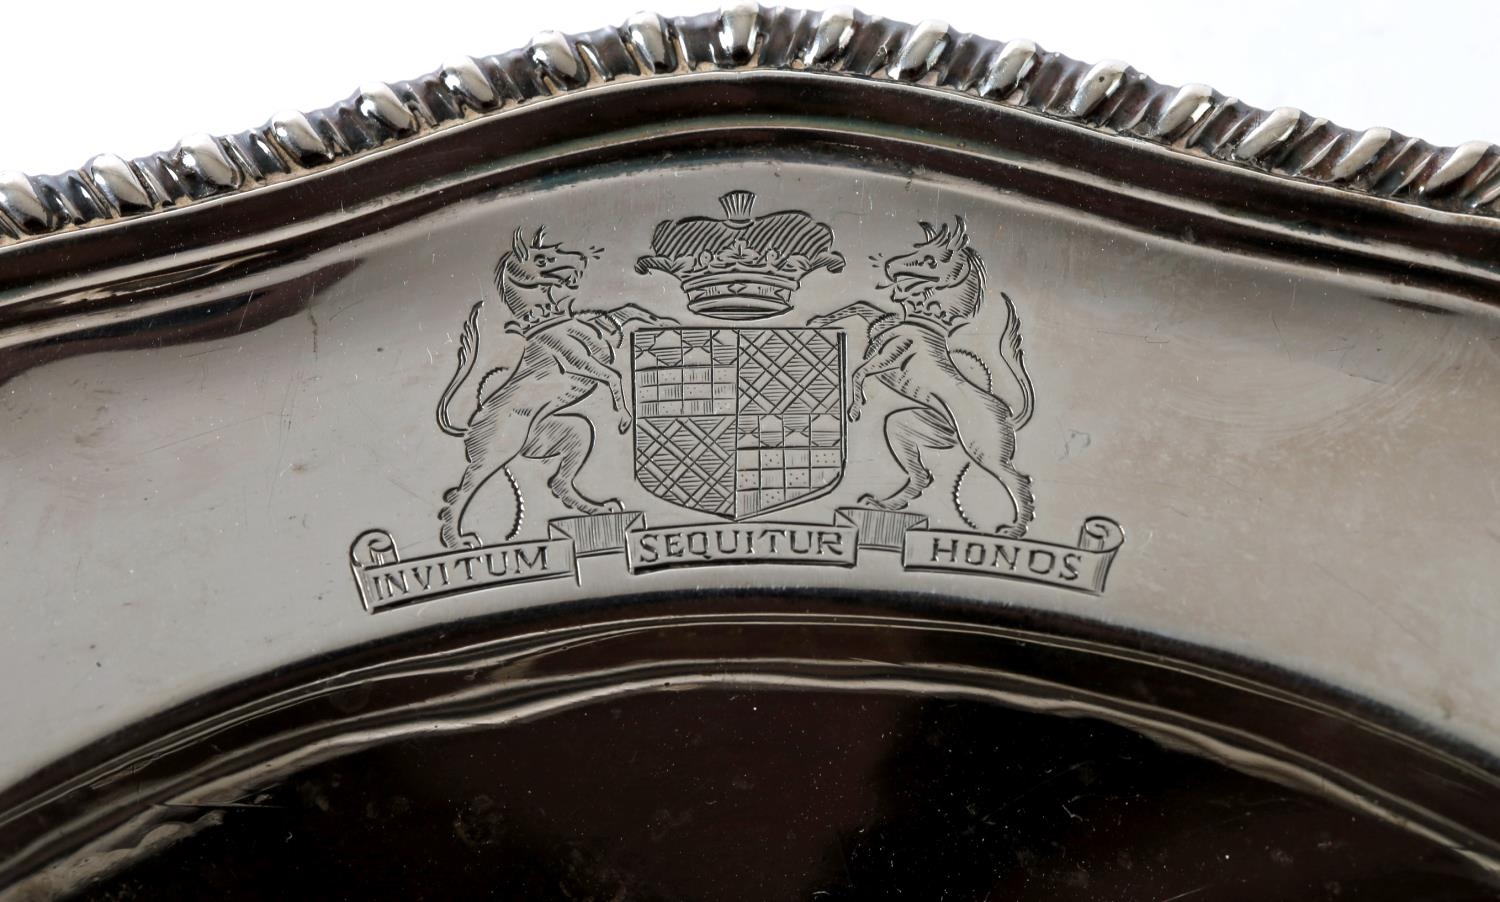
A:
[
  {"xmin": 351, "ymin": 510, "xmax": 1124, "ymax": 612},
  {"xmin": 832, "ymin": 509, "xmax": 1125, "ymax": 593}
]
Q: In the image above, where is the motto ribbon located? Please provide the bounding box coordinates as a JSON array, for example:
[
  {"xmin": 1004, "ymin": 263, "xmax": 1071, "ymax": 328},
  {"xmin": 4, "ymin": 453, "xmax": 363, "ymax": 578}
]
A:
[{"xmin": 351, "ymin": 510, "xmax": 1124, "ymax": 613}]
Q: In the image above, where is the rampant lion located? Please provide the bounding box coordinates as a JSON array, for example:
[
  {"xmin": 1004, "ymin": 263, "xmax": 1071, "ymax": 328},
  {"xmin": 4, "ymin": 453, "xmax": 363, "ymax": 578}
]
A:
[
  {"xmin": 809, "ymin": 218, "xmax": 1036, "ymax": 537},
  {"xmin": 436, "ymin": 227, "xmax": 673, "ymax": 549}
]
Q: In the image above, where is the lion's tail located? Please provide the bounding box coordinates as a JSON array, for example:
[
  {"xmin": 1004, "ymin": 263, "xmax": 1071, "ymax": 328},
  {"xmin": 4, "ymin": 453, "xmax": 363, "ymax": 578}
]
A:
[
  {"xmin": 437, "ymin": 301, "xmax": 483, "ymax": 438},
  {"xmin": 997, "ymin": 291, "xmax": 1034, "ymax": 430}
]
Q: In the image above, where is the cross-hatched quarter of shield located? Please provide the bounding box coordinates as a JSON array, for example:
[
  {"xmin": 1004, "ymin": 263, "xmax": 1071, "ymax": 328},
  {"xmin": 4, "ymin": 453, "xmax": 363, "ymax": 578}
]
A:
[{"xmin": 737, "ymin": 329, "xmax": 842, "ymax": 416}]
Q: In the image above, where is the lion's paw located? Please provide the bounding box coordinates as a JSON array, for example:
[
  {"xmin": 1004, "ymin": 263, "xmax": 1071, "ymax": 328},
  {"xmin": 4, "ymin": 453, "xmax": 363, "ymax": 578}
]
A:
[{"xmin": 858, "ymin": 493, "xmax": 905, "ymax": 511}]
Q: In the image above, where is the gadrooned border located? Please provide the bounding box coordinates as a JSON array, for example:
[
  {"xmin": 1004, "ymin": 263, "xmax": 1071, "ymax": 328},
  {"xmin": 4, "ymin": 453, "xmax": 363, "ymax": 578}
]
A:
[{"xmin": 2, "ymin": 3, "xmax": 1500, "ymax": 244}]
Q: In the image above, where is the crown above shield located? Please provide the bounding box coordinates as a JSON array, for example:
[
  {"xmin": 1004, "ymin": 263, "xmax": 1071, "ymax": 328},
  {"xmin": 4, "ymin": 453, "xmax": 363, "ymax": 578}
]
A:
[{"xmin": 635, "ymin": 190, "xmax": 845, "ymax": 320}]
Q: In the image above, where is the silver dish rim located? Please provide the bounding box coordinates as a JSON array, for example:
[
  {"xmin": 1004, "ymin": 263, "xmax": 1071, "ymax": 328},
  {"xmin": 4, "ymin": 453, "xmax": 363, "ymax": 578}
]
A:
[
  {"xmin": 4, "ymin": 2, "xmax": 1500, "ymax": 245},
  {"xmin": 5, "ymin": 592, "xmax": 1500, "ymax": 891}
]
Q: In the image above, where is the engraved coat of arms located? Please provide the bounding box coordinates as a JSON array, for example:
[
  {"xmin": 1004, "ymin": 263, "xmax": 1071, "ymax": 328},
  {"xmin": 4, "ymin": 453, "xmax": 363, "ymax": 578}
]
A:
[
  {"xmin": 631, "ymin": 327, "xmax": 845, "ymax": 519},
  {"xmin": 349, "ymin": 190, "xmax": 1124, "ymax": 613}
]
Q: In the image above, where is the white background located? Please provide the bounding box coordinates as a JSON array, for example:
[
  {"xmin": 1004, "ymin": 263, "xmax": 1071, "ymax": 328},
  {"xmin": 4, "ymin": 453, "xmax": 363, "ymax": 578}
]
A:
[{"xmin": 0, "ymin": 0, "xmax": 1495, "ymax": 174}]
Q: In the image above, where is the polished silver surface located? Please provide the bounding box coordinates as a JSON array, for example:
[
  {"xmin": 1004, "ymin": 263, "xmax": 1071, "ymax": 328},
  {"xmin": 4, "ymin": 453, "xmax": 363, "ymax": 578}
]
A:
[{"xmin": 2, "ymin": 4, "xmax": 1500, "ymax": 897}]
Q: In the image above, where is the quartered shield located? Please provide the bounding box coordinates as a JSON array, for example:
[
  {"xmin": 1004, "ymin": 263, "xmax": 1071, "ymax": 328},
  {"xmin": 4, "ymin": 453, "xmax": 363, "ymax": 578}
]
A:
[
  {"xmin": 632, "ymin": 327, "xmax": 845, "ymax": 519},
  {"xmin": 3, "ymin": 5, "xmax": 1500, "ymax": 899}
]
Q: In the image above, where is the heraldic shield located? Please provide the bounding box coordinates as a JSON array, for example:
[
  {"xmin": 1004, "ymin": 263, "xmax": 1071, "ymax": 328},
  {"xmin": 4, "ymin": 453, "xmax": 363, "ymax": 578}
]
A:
[{"xmin": 632, "ymin": 328, "xmax": 846, "ymax": 519}]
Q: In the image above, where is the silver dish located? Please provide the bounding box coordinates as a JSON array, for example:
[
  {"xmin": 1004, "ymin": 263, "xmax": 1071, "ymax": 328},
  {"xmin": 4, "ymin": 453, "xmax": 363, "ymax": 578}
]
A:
[{"xmin": 3, "ymin": 4, "xmax": 1499, "ymax": 898}]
